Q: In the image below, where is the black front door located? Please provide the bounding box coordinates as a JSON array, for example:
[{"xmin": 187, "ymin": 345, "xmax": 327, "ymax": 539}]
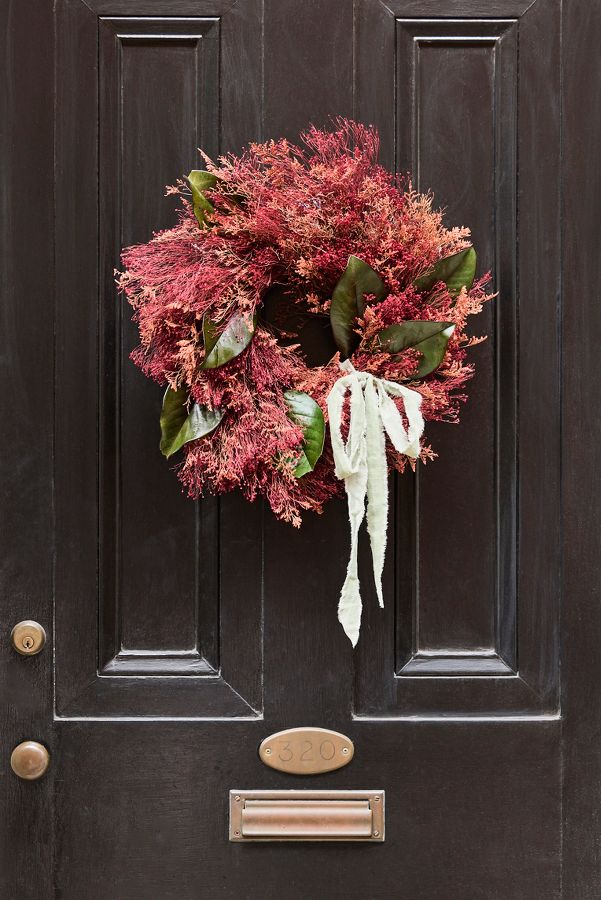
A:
[{"xmin": 2, "ymin": 0, "xmax": 599, "ymax": 897}]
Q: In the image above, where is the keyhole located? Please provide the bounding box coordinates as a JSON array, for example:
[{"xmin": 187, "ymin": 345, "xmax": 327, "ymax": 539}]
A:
[{"xmin": 10, "ymin": 621, "xmax": 46, "ymax": 656}]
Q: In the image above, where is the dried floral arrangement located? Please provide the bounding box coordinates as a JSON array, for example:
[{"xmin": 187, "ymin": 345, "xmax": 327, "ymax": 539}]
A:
[{"xmin": 119, "ymin": 120, "xmax": 493, "ymax": 644}]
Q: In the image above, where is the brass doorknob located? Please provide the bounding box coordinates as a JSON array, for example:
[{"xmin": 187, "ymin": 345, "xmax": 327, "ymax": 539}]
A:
[
  {"xmin": 10, "ymin": 741, "xmax": 50, "ymax": 780},
  {"xmin": 10, "ymin": 620, "xmax": 46, "ymax": 656}
]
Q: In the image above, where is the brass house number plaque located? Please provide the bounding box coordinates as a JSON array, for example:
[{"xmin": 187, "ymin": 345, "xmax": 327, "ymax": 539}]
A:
[{"xmin": 259, "ymin": 727, "xmax": 354, "ymax": 775}]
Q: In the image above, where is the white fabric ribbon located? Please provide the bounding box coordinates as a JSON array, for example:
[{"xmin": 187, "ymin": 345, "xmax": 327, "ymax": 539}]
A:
[{"xmin": 326, "ymin": 361, "xmax": 424, "ymax": 646}]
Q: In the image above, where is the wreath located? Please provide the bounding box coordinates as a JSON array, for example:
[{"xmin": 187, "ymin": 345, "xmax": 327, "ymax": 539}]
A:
[{"xmin": 119, "ymin": 120, "xmax": 493, "ymax": 644}]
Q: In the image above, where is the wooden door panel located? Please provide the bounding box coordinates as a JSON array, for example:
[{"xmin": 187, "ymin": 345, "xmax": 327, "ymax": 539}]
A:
[
  {"xmin": 98, "ymin": 17, "xmax": 220, "ymax": 675},
  {"xmin": 354, "ymin": 0, "xmax": 560, "ymax": 717},
  {"xmin": 55, "ymin": 0, "xmax": 263, "ymax": 718},
  {"xmin": 395, "ymin": 17, "xmax": 517, "ymax": 671},
  {"xmin": 53, "ymin": 722, "xmax": 560, "ymax": 899}
]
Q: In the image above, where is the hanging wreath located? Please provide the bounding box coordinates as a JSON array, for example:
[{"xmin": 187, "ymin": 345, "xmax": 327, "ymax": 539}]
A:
[{"xmin": 119, "ymin": 120, "xmax": 493, "ymax": 644}]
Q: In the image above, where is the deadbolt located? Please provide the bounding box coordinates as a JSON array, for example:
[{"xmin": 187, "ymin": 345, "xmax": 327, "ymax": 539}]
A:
[
  {"xmin": 10, "ymin": 741, "xmax": 50, "ymax": 780},
  {"xmin": 10, "ymin": 621, "xmax": 46, "ymax": 656}
]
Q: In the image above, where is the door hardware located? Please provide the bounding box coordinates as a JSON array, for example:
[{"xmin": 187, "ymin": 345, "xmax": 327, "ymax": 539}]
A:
[
  {"xmin": 10, "ymin": 741, "xmax": 50, "ymax": 780},
  {"xmin": 10, "ymin": 621, "xmax": 46, "ymax": 656},
  {"xmin": 259, "ymin": 727, "xmax": 354, "ymax": 775},
  {"xmin": 229, "ymin": 790, "xmax": 384, "ymax": 841}
]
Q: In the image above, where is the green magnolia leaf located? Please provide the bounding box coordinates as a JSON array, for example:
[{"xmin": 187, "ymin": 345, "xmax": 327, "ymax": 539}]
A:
[
  {"xmin": 414, "ymin": 247, "xmax": 477, "ymax": 297},
  {"xmin": 160, "ymin": 387, "xmax": 224, "ymax": 459},
  {"xmin": 187, "ymin": 170, "xmax": 218, "ymax": 228},
  {"xmin": 202, "ymin": 315, "xmax": 219, "ymax": 356},
  {"xmin": 330, "ymin": 255, "xmax": 388, "ymax": 357},
  {"xmin": 412, "ymin": 327, "xmax": 456, "ymax": 378},
  {"xmin": 377, "ymin": 320, "xmax": 456, "ymax": 379},
  {"xmin": 284, "ymin": 390, "xmax": 326, "ymax": 477},
  {"xmin": 377, "ymin": 320, "xmax": 453, "ymax": 353},
  {"xmin": 201, "ymin": 313, "xmax": 256, "ymax": 370}
]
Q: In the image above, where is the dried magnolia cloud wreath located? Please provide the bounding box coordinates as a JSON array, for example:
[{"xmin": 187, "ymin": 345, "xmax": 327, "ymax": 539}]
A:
[{"xmin": 119, "ymin": 120, "xmax": 493, "ymax": 644}]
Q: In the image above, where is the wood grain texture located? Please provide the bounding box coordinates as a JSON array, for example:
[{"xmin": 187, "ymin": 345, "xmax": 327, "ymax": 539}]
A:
[
  {"xmin": 98, "ymin": 16, "xmax": 220, "ymax": 671},
  {"xmin": 380, "ymin": 0, "xmax": 535, "ymax": 14},
  {"xmin": 52, "ymin": 722, "xmax": 560, "ymax": 899},
  {"xmin": 561, "ymin": 0, "xmax": 601, "ymax": 895},
  {"xmin": 0, "ymin": 0, "xmax": 55, "ymax": 896},
  {"xmin": 396, "ymin": 18, "xmax": 517, "ymax": 665},
  {"xmin": 3, "ymin": 0, "xmax": 592, "ymax": 895},
  {"xmin": 355, "ymin": 0, "xmax": 560, "ymax": 718},
  {"xmin": 263, "ymin": 0, "xmax": 354, "ymax": 140},
  {"xmin": 54, "ymin": 0, "xmax": 263, "ymax": 718}
]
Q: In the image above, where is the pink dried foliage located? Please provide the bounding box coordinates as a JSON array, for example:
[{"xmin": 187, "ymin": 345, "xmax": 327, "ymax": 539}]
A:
[{"xmin": 118, "ymin": 120, "xmax": 493, "ymax": 525}]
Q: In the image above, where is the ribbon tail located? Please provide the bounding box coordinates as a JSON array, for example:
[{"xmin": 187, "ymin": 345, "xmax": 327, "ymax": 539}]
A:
[
  {"xmin": 379, "ymin": 381, "xmax": 424, "ymax": 459},
  {"xmin": 327, "ymin": 364, "xmax": 369, "ymax": 646},
  {"xmin": 338, "ymin": 467, "xmax": 368, "ymax": 646},
  {"xmin": 364, "ymin": 378, "xmax": 388, "ymax": 608},
  {"xmin": 327, "ymin": 365, "xmax": 423, "ymax": 647}
]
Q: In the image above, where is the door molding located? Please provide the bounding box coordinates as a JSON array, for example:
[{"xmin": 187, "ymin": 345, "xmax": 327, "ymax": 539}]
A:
[
  {"xmin": 54, "ymin": 0, "xmax": 264, "ymax": 719},
  {"xmin": 354, "ymin": 0, "xmax": 560, "ymax": 718}
]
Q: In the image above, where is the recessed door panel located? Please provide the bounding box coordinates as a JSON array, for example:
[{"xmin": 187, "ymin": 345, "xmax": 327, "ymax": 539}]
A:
[
  {"xmin": 355, "ymin": 7, "xmax": 560, "ymax": 716},
  {"xmin": 54, "ymin": 1, "xmax": 263, "ymax": 718}
]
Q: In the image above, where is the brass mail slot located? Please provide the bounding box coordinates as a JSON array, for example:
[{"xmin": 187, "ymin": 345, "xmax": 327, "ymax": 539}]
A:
[{"xmin": 229, "ymin": 790, "xmax": 384, "ymax": 842}]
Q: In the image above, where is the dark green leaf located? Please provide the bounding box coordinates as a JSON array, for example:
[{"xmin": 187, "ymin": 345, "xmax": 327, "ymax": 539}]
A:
[
  {"xmin": 376, "ymin": 320, "xmax": 456, "ymax": 379},
  {"xmin": 330, "ymin": 255, "xmax": 388, "ymax": 357},
  {"xmin": 412, "ymin": 327, "xmax": 456, "ymax": 378},
  {"xmin": 202, "ymin": 315, "xmax": 219, "ymax": 355},
  {"xmin": 377, "ymin": 320, "xmax": 453, "ymax": 353},
  {"xmin": 201, "ymin": 313, "xmax": 256, "ymax": 370},
  {"xmin": 284, "ymin": 390, "xmax": 326, "ymax": 477},
  {"xmin": 414, "ymin": 247, "xmax": 477, "ymax": 297},
  {"xmin": 160, "ymin": 387, "xmax": 223, "ymax": 459},
  {"xmin": 187, "ymin": 170, "xmax": 218, "ymax": 228}
]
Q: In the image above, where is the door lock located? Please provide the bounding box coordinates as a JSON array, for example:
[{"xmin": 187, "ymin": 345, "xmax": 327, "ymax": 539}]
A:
[{"xmin": 10, "ymin": 621, "xmax": 46, "ymax": 656}]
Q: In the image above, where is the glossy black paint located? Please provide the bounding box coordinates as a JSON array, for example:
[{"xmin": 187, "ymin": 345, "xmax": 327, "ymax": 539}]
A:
[{"xmin": 1, "ymin": 0, "xmax": 598, "ymax": 897}]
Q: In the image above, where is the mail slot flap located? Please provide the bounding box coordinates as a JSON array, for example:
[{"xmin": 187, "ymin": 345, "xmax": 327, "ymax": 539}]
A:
[
  {"xmin": 230, "ymin": 790, "xmax": 385, "ymax": 842},
  {"xmin": 242, "ymin": 800, "xmax": 372, "ymax": 838}
]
